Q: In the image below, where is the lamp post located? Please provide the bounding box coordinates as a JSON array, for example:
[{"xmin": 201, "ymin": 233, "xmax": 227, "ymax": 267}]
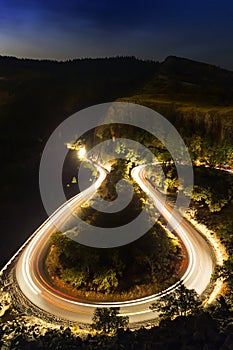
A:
[
  {"xmin": 78, "ymin": 146, "xmax": 87, "ymax": 160},
  {"xmin": 76, "ymin": 145, "xmax": 109, "ymax": 174}
]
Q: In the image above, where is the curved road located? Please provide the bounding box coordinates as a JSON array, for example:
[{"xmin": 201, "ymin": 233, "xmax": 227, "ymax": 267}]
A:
[{"xmin": 15, "ymin": 164, "xmax": 215, "ymax": 323}]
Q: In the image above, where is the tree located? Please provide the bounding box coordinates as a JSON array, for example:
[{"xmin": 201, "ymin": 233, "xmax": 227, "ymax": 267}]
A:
[
  {"xmin": 189, "ymin": 135, "xmax": 202, "ymax": 160},
  {"xmin": 91, "ymin": 307, "xmax": 129, "ymax": 334},
  {"xmin": 207, "ymin": 295, "xmax": 232, "ymax": 318},
  {"xmin": 61, "ymin": 268, "xmax": 87, "ymax": 289},
  {"xmin": 93, "ymin": 269, "xmax": 119, "ymax": 293},
  {"xmin": 216, "ymin": 256, "xmax": 233, "ymax": 289},
  {"xmin": 150, "ymin": 285, "xmax": 201, "ymax": 318}
]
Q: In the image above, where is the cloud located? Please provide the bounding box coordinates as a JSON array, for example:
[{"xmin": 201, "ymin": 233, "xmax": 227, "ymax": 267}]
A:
[{"xmin": 0, "ymin": 0, "xmax": 233, "ymax": 69}]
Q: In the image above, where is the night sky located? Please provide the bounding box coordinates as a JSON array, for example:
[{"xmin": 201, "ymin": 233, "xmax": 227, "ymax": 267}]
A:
[{"xmin": 1, "ymin": 0, "xmax": 233, "ymax": 70}]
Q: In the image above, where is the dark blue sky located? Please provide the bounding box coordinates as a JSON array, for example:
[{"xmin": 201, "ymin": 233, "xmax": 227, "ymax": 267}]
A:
[{"xmin": 1, "ymin": 0, "xmax": 233, "ymax": 69}]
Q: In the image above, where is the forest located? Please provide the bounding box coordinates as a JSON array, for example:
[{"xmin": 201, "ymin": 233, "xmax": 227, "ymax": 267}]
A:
[{"xmin": 1, "ymin": 55, "xmax": 233, "ymax": 348}]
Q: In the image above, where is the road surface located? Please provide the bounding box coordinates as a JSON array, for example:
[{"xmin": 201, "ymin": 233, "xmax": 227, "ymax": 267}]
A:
[{"xmin": 14, "ymin": 164, "xmax": 215, "ymax": 323}]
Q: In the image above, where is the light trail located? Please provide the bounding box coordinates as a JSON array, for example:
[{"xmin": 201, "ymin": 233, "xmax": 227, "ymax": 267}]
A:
[{"xmin": 13, "ymin": 163, "xmax": 215, "ymax": 323}]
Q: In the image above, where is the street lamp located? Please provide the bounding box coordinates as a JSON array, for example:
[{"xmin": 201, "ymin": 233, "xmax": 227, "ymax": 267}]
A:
[
  {"xmin": 77, "ymin": 146, "xmax": 86, "ymax": 160},
  {"xmin": 66, "ymin": 142, "xmax": 109, "ymax": 174}
]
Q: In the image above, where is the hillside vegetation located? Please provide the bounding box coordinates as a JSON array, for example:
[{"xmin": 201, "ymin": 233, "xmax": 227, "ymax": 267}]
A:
[
  {"xmin": 1, "ymin": 54, "xmax": 233, "ymax": 349},
  {"xmin": 1, "ymin": 54, "xmax": 233, "ymax": 266},
  {"xmin": 119, "ymin": 56, "xmax": 233, "ymax": 167}
]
